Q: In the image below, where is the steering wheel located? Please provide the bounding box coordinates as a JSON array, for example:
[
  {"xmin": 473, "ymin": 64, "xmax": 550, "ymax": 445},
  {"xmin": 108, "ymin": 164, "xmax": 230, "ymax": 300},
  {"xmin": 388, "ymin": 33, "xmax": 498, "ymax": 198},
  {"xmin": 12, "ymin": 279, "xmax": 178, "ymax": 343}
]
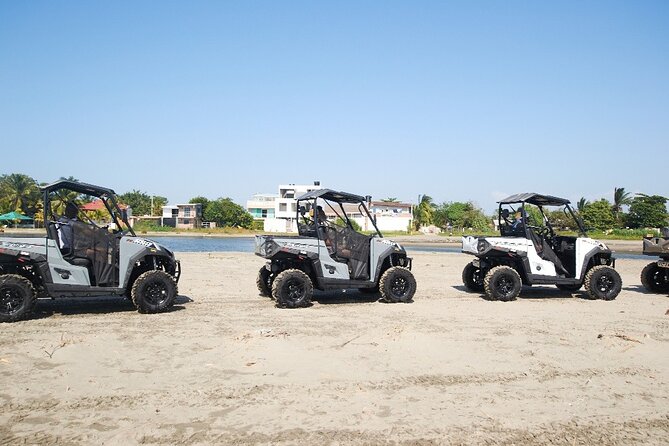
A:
[{"xmin": 529, "ymin": 225, "xmax": 550, "ymax": 238}]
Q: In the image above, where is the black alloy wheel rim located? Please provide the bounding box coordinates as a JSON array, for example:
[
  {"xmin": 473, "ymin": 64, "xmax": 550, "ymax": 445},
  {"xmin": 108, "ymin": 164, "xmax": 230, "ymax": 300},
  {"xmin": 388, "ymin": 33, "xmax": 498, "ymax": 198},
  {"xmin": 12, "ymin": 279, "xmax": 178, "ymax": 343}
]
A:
[
  {"xmin": 284, "ymin": 279, "xmax": 305, "ymax": 302},
  {"xmin": 495, "ymin": 275, "xmax": 515, "ymax": 297},
  {"xmin": 473, "ymin": 269, "xmax": 482, "ymax": 285},
  {"xmin": 391, "ymin": 276, "xmax": 409, "ymax": 298},
  {"xmin": 145, "ymin": 280, "xmax": 169, "ymax": 305},
  {"xmin": 652, "ymin": 270, "xmax": 669, "ymax": 288},
  {"xmin": 596, "ymin": 274, "xmax": 615, "ymax": 294},
  {"xmin": 1, "ymin": 286, "xmax": 24, "ymax": 315}
]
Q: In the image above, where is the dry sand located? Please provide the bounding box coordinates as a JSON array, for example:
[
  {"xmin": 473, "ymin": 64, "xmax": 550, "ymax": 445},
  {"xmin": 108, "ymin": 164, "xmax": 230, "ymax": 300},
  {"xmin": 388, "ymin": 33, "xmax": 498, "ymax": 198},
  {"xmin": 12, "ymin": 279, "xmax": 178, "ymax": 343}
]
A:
[{"xmin": 1, "ymin": 251, "xmax": 668, "ymax": 445}]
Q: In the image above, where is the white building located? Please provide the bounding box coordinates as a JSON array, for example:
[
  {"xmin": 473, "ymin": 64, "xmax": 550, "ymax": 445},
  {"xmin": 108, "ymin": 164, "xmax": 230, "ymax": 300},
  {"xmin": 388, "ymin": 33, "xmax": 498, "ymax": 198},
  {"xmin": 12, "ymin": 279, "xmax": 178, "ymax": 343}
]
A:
[
  {"xmin": 247, "ymin": 183, "xmax": 412, "ymax": 233},
  {"xmin": 246, "ymin": 182, "xmax": 323, "ymax": 232}
]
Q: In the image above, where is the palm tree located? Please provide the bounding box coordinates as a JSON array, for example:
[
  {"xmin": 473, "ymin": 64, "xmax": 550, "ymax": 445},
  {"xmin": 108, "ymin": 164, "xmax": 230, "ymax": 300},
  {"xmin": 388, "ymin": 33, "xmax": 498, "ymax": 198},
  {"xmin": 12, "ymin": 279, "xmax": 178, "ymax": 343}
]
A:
[
  {"xmin": 612, "ymin": 187, "xmax": 632, "ymax": 222},
  {"xmin": 412, "ymin": 195, "xmax": 435, "ymax": 229},
  {"xmin": 0, "ymin": 173, "xmax": 40, "ymax": 215},
  {"xmin": 577, "ymin": 197, "xmax": 589, "ymax": 212},
  {"xmin": 381, "ymin": 197, "xmax": 398, "ymax": 202}
]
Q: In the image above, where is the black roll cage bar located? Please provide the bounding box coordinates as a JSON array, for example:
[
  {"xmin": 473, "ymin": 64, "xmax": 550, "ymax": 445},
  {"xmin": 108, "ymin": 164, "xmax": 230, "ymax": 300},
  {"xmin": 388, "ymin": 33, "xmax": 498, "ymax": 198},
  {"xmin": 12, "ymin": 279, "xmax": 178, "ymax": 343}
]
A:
[
  {"xmin": 295, "ymin": 189, "xmax": 383, "ymax": 238},
  {"xmin": 498, "ymin": 200, "xmax": 587, "ymax": 237},
  {"xmin": 41, "ymin": 180, "xmax": 136, "ymax": 237}
]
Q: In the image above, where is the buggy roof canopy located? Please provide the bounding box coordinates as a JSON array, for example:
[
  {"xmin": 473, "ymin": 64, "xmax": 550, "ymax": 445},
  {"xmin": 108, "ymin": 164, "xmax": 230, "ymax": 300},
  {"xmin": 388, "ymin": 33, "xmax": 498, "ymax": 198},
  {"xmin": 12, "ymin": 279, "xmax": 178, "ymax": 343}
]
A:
[
  {"xmin": 0, "ymin": 211, "xmax": 32, "ymax": 221},
  {"xmin": 297, "ymin": 189, "xmax": 367, "ymax": 203},
  {"xmin": 41, "ymin": 180, "xmax": 116, "ymax": 198},
  {"xmin": 498, "ymin": 193, "xmax": 571, "ymax": 206}
]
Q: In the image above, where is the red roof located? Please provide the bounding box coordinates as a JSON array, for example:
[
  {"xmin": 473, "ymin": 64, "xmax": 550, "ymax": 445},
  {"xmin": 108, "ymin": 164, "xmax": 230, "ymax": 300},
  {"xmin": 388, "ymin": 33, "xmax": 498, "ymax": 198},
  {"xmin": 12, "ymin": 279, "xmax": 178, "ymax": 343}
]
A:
[{"xmin": 80, "ymin": 200, "xmax": 128, "ymax": 211}]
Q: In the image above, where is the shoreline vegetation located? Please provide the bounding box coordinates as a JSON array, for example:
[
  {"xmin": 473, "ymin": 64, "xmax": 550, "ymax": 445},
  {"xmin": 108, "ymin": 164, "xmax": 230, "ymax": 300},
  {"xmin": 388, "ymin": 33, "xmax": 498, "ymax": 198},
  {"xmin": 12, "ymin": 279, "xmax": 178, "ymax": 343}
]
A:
[{"xmin": 1, "ymin": 227, "xmax": 648, "ymax": 253}]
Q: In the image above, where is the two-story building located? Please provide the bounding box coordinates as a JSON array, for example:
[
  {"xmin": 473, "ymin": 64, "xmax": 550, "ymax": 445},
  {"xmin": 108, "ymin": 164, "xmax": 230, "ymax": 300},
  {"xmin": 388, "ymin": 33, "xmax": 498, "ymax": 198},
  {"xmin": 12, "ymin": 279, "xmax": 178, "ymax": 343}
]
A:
[
  {"xmin": 161, "ymin": 203, "xmax": 204, "ymax": 229},
  {"xmin": 247, "ymin": 182, "xmax": 323, "ymax": 232},
  {"xmin": 247, "ymin": 183, "xmax": 412, "ymax": 233}
]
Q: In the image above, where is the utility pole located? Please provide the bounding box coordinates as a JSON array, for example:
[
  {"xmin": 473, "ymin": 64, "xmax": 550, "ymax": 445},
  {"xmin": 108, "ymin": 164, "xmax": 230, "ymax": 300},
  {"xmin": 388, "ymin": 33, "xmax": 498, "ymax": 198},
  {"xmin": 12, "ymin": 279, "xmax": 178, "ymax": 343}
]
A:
[{"xmin": 151, "ymin": 196, "xmax": 154, "ymax": 217}]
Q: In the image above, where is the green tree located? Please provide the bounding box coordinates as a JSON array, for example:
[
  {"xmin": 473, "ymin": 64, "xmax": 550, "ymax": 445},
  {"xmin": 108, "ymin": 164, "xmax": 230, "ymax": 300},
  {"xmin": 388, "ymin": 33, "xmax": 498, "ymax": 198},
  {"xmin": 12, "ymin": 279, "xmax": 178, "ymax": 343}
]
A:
[
  {"xmin": 581, "ymin": 199, "xmax": 615, "ymax": 230},
  {"xmin": 412, "ymin": 194, "xmax": 435, "ymax": 229},
  {"xmin": 546, "ymin": 209, "xmax": 576, "ymax": 231},
  {"xmin": 433, "ymin": 201, "xmax": 489, "ymax": 231},
  {"xmin": 119, "ymin": 190, "xmax": 167, "ymax": 216},
  {"xmin": 381, "ymin": 197, "xmax": 398, "ymax": 202},
  {"xmin": 577, "ymin": 197, "xmax": 589, "ymax": 212},
  {"xmin": 612, "ymin": 187, "xmax": 632, "ymax": 223},
  {"xmin": 626, "ymin": 194, "xmax": 668, "ymax": 229},
  {"xmin": 189, "ymin": 196, "xmax": 210, "ymax": 210},
  {"xmin": 204, "ymin": 198, "xmax": 253, "ymax": 228},
  {"xmin": 0, "ymin": 173, "xmax": 40, "ymax": 215},
  {"xmin": 335, "ymin": 217, "xmax": 362, "ymax": 231}
]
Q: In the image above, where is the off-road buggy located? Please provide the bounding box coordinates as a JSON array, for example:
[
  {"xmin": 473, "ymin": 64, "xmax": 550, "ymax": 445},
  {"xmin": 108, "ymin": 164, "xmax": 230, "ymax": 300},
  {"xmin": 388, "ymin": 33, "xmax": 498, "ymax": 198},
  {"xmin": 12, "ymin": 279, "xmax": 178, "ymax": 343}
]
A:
[
  {"xmin": 640, "ymin": 228, "xmax": 669, "ymax": 293},
  {"xmin": 255, "ymin": 189, "xmax": 416, "ymax": 308},
  {"xmin": 461, "ymin": 193, "xmax": 622, "ymax": 301},
  {"xmin": 0, "ymin": 180, "xmax": 180, "ymax": 322}
]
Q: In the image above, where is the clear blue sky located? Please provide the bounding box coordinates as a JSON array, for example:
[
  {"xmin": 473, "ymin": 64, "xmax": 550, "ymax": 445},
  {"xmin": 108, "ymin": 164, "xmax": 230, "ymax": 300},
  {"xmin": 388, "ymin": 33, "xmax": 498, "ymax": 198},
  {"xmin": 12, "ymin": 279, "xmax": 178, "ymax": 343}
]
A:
[{"xmin": 1, "ymin": 1, "xmax": 667, "ymax": 212}]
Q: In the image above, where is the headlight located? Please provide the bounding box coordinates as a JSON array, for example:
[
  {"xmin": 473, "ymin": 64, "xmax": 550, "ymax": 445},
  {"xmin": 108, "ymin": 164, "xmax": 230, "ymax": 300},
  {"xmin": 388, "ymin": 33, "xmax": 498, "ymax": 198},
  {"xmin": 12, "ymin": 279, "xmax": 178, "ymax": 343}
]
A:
[
  {"xmin": 260, "ymin": 240, "xmax": 280, "ymax": 257},
  {"xmin": 477, "ymin": 239, "xmax": 490, "ymax": 253}
]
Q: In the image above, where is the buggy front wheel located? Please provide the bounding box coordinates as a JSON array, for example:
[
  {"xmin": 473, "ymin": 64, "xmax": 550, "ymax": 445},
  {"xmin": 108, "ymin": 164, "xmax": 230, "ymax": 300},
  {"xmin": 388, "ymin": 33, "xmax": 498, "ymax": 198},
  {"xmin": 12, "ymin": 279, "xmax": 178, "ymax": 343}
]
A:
[
  {"xmin": 272, "ymin": 269, "xmax": 313, "ymax": 308},
  {"xmin": 640, "ymin": 262, "xmax": 669, "ymax": 293},
  {"xmin": 379, "ymin": 267, "xmax": 416, "ymax": 303},
  {"xmin": 131, "ymin": 270, "xmax": 178, "ymax": 313},
  {"xmin": 462, "ymin": 262, "xmax": 484, "ymax": 292},
  {"xmin": 256, "ymin": 266, "xmax": 273, "ymax": 297},
  {"xmin": 584, "ymin": 266, "xmax": 622, "ymax": 300},
  {"xmin": 483, "ymin": 266, "xmax": 521, "ymax": 301},
  {"xmin": 0, "ymin": 275, "xmax": 36, "ymax": 323}
]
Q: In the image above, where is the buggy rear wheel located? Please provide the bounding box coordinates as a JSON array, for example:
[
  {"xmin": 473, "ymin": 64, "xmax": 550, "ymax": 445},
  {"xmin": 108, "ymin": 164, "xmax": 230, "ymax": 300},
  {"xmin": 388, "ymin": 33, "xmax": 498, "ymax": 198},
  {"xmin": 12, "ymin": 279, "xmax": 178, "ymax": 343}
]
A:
[
  {"xmin": 256, "ymin": 266, "xmax": 273, "ymax": 297},
  {"xmin": 131, "ymin": 270, "xmax": 178, "ymax": 313},
  {"xmin": 640, "ymin": 262, "xmax": 669, "ymax": 293},
  {"xmin": 584, "ymin": 265, "xmax": 622, "ymax": 300},
  {"xmin": 272, "ymin": 269, "xmax": 313, "ymax": 308},
  {"xmin": 462, "ymin": 262, "xmax": 484, "ymax": 292},
  {"xmin": 483, "ymin": 266, "xmax": 521, "ymax": 301},
  {"xmin": 379, "ymin": 267, "xmax": 416, "ymax": 303},
  {"xmin": 0, "ymin": 275, "xmax": 36, "ymax": 323}
]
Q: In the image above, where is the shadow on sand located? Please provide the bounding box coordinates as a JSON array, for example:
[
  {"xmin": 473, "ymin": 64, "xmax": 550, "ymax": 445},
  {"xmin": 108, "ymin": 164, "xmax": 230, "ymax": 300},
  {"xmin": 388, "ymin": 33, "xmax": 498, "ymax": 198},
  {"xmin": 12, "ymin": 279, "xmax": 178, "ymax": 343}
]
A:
[{"xmin": 30, "ymin": 294, "xmax": 194, "ymax": 320}]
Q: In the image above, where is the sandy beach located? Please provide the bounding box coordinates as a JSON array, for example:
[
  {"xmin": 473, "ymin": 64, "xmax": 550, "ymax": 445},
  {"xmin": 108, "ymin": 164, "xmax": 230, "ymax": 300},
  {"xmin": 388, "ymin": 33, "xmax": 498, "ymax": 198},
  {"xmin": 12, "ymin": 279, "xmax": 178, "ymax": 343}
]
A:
[{"xmin": 1, "ymin": 250, "xmax": 668, "ymax": 445}]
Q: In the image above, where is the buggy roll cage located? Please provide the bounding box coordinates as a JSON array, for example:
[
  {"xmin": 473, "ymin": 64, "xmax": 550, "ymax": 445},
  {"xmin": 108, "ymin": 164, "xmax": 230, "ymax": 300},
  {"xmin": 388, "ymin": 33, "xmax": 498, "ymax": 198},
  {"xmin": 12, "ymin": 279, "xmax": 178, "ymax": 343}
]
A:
[
  {"xmin": 497, "ymin": 193, "xmax": 587, "ymax": 236},
  {"xmin": 295, "ymin": 189, "xmax": 383, "ymax": 238},
  {"xmin": 41, "ymin": 180, "xmax": 135, "ymax": 236}
]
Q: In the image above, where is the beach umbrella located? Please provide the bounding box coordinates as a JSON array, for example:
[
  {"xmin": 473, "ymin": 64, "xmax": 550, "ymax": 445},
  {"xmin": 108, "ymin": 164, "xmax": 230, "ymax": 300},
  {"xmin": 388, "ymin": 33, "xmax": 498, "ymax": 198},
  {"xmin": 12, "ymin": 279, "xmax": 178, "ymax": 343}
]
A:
[
  {"xmin": 0, "ymin": 211, "xmax": 32, "ymax": 228},
  {"xmin": 0, "ymin": 211, "xmax": 31, "ymax": 221}
]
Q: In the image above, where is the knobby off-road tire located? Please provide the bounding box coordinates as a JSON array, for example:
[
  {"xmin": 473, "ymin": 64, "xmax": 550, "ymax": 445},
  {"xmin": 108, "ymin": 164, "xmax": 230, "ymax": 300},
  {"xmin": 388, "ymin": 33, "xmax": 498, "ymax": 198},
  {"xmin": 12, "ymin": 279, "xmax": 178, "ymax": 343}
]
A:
[
  {"xmin": 272, "ymin": 269, "xmax": 313, "ymax": 308},
  {"xmin": 379, "ymin": 267, "xmax": 416, "ymax": 303},
  {"xmin": 462, "ymin": 262, "xmax": 484, "ymax": 292},
  {"xmin": 640, "ymin": 262, "xmax": 669, "ymax": 293},
  {"xmin": 556, "ymin": 283, "xmax": 582, "ymax": 292},
  {"xmin": 256, "ymin": 266, "xmax": 273, "ymax": 297},
  {"xmin": 483, "ymin": 266, "xmax": 522, "ymax": 301},
  {"xmin": 0, "ymin": 275, "xmax": 37, "ymax": 323},
  {"xmin": 584, "ymin": 265, "xmax": 622, "ymax": 301},
  {"xmin": 131, "ymin": 270, "xmax": 178, "ymax": 314}
]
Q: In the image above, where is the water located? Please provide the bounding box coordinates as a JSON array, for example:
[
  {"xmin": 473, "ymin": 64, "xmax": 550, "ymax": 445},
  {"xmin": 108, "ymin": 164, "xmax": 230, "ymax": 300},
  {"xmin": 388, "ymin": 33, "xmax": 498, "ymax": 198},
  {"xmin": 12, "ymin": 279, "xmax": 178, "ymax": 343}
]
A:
[
  {"xmin": 147, "ymin": 236, "xmax": 648, "ymax": 259},
  {"xmin": 150, "ymin": 236, "xmax": 256, "ymax": 253}
]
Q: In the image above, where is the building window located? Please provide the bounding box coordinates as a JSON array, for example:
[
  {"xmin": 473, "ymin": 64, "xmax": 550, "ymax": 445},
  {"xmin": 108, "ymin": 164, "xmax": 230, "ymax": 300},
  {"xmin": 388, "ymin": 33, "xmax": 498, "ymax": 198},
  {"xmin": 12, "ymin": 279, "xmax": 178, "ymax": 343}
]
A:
[
  {"xmin": 183, "ymin": 219, "xmax": 190, "ymax": 225},
  {"xmin": 279, "ymin": 203, "xmax": 287, "ymax": 212},
  {"xmin": 172, "ymin": 209, "xmax": 178, "ymax": 217},
  {"xmin": 184, "ymin": 207, "xmax": 191, "ymax": 217}
]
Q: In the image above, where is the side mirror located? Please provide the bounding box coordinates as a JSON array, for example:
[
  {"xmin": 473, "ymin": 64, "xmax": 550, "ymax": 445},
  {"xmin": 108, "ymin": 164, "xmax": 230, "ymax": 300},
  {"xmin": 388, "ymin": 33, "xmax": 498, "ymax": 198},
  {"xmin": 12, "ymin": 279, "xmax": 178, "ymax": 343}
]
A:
[
  {"xmin": 298, "ymin": 206, "xmax": 306, "ymax": 216},
  {"xmin": 121, "ymin": 209, "xmax": 128, "ymax": 221}
]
